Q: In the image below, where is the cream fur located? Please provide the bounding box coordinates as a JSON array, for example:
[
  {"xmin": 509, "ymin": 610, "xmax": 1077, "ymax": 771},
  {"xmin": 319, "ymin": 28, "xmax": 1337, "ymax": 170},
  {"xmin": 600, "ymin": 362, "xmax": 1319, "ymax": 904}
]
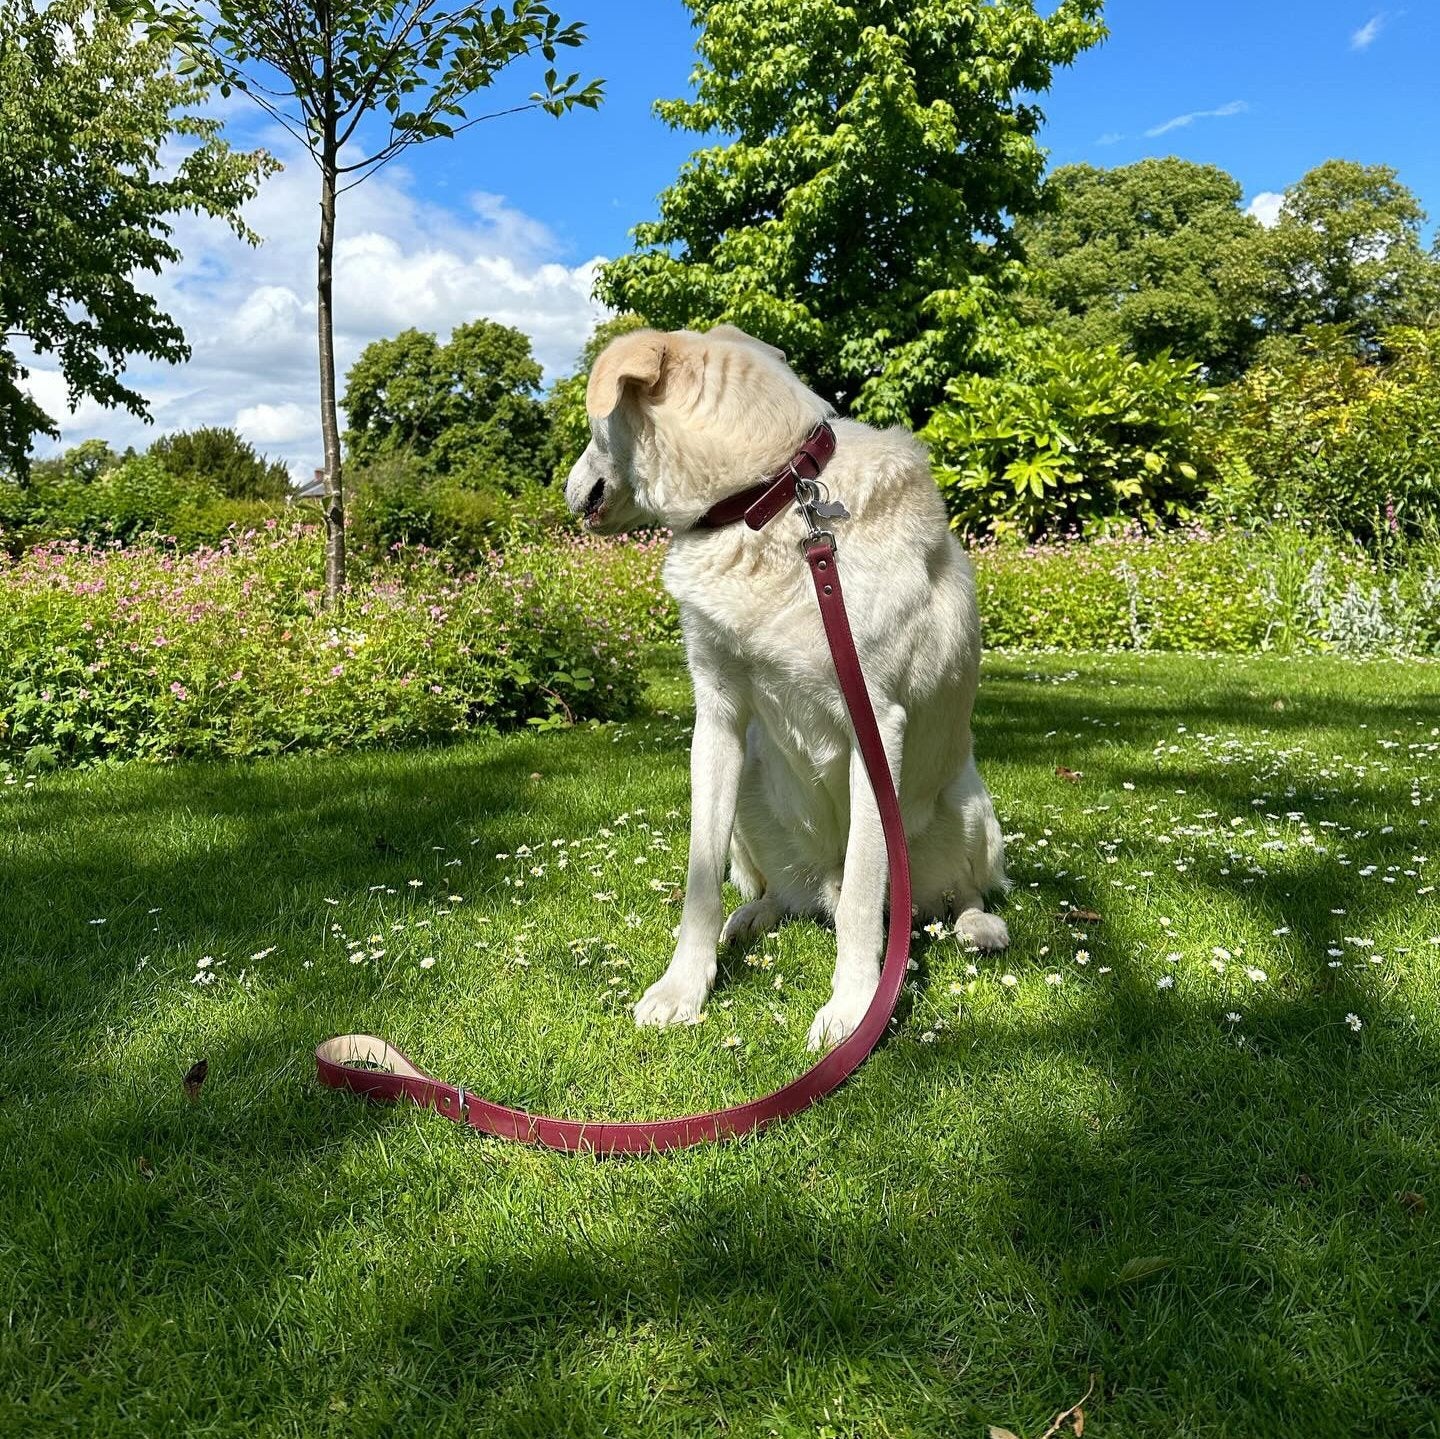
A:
[{"xmin": 565, "ymin": 326, "xmax": 1009, "ymax": 1050}]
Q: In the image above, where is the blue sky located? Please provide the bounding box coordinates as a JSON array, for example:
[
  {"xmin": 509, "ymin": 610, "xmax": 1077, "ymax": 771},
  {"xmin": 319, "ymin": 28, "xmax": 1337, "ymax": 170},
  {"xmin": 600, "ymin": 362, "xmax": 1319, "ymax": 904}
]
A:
[
  {"xmin": 27, "ymin": 0, "xmax": 1438, "ymax": 473},
  {"xmin": 422, "ymin": 0, "xmax": 1440, "ymax": 258}
]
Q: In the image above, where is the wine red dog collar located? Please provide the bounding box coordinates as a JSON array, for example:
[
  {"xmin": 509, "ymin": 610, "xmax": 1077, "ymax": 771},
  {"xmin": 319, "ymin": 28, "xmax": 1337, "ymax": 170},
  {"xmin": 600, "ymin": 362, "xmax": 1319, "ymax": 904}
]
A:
[
  {"xmin": 692, "ymin": 420, "xmax": 837, "ymax": 531},
  {"xmin": 317, "ymin": 422, "xmax": 912, "ymax": 1154}
]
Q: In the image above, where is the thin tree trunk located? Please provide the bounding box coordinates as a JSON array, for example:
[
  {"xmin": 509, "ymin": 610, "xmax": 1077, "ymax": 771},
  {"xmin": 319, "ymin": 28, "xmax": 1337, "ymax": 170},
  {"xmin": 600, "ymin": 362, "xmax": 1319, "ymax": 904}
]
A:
[{"xmin": 317, "ymin": 140, "xmax": 345, "ymax": 603}]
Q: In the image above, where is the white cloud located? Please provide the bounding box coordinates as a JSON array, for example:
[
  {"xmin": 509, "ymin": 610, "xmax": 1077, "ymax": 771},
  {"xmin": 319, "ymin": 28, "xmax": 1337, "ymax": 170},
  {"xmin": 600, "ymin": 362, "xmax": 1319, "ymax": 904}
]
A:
[
  {"xmin": 1351, "ymin": 13, "xmax": 1386, "ymax": 50},
  {"xmin": 1096, "ymin": 131, "xmax": 1125, "ymax": 146},
  {"xmin": 1246, "ymin": 192, "xmax": 1286, "ymax": 228},
  {"xmin": 17, "ymin": 132, "xmax": 609, "ymax": 475},
  {"xmin": 1145, "ymin": 99, "xmax": 1249, "ymax": 139},
  {"xmin": 234, "ymin": 401, "xmax": 312, "ymax": 444}
]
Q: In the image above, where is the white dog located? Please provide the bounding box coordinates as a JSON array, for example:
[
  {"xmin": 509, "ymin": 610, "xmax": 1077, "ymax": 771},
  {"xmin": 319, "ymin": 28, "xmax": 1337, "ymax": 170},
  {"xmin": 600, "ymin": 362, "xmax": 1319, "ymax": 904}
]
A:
[{"xmin": 565, "ymin": 325, "xmax": 1009, "ymax": 1050}]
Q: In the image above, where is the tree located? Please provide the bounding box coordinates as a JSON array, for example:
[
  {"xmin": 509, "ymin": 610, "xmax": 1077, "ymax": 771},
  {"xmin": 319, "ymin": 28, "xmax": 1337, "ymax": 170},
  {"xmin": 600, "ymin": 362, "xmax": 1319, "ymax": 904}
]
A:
[
  {"xmin": 1259, "ymin": 161, "xmax": 1440, "ymax": 344},
  {"xmin": 27, "ymin": 439, "xmax": 127, "ymax": 487},
  {"xmin": 147, "ymin": 427, "xmax": 292, "ymax": 500},
  {"xmin": 157, "ymin": 0, "xmax": 602, "ymax": 601},
  {"xmin": 596, "ymin": 0, "xmax": 1106, "ymax": 428},
  {"xmin": 343, "ymin": 318, "xmax": 551, "ymax": 491},
  {"xmin": 0, "ymin": 0, "xmax": 273, "ymax": 479},
  {"xmin": 1015, "ymin": 158, "xmax": 1267, "ymax": 378}
]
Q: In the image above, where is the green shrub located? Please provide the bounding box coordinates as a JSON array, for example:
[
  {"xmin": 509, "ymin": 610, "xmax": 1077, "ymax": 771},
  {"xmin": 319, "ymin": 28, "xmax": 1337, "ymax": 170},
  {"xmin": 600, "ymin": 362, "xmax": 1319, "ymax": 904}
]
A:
[
  {"xmin": 0, "ymin": 525, "xmax": 674, "ymax": 767},
  {"xmin": 0, "ymin": 448, "xmax": 289, "ymax": 550},
  {"xmin": 350, "ymin": 454, "xmax": 570, "ymax": 560},
  {"xmin": 922, "ymin": 331, "xmax": 1218, "ymax": 540},
  {"xmin": 1, "ymin": 453, "xmax": 214, "ymax": 544},
  {"xmin": 1211, "ymin": 324, "xmax": 1440, "ymax": 541},
  {"xmin": 147, "ymin": 427, "xmax": 292, "ymax": 501}
]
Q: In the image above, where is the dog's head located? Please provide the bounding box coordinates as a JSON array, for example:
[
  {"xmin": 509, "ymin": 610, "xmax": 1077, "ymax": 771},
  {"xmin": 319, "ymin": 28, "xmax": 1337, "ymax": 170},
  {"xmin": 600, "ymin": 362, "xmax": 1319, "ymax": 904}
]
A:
[{"xmin": 564, "ymin": 324, "xmax": 832, "ymax": 533}]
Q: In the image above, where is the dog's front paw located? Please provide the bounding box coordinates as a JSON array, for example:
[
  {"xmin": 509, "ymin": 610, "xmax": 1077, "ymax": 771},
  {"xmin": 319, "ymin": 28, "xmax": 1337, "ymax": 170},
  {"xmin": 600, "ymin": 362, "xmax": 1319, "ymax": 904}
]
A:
[
  {"xmin": 634, "ymin": 972, "xmax": 709, "ymax": 1028},
  {"xmin": 807, "ymin": 985, "xmax": 877, "ymax": 1052}
]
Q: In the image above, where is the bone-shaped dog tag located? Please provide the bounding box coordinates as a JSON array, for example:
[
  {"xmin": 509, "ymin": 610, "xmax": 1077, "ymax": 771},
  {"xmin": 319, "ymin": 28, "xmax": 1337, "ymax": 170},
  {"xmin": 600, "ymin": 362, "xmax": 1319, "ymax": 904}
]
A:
[{"xmin": 812, "ymin": 499, "xmax": 850, "ymax": 521}]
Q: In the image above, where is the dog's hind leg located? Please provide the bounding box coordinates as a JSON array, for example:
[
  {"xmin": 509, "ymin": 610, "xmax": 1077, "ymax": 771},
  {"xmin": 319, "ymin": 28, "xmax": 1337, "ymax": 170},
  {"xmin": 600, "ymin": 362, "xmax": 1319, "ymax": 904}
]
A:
[
  {"xmin": 728, "ymin": 827, "xmax": 765, "ymax": 902},
  {"xmin": 719, "ymin": 807, "xmax": 802, "ymax": 944},
  {"xmin": 948, "ymin": 757, "xmax": 1010, "ymax": 951},
  {"xmin": 720, "ymin": 898, "xmax": 781, "ymax": 946}
]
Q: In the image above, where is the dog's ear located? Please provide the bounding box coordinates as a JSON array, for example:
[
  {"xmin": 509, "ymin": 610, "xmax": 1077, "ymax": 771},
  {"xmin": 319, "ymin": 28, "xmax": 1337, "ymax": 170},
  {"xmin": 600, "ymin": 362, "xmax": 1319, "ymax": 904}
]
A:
[
  {"xmin": 707, "ymin": 323, "xmax": 787, "ymax": 364},
  {"xmin": 587, "ymin": 330, "xmax": 670, "ymax": 419}
]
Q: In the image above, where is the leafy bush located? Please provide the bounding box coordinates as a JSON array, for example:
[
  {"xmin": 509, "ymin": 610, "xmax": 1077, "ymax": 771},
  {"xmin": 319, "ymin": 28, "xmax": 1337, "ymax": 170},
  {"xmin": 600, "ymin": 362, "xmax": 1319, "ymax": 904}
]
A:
[
  {"xmin": 922, "ymin": 331, "xmax": 1218, "ymax": 539},
  {"xmin": 1, "ymin": 447, "xmax": 285, "ymax": 550},
  {"xmin": 973, "ymin": 523, "xmax": 1440, "ymax": 655},
  {"xmin": 0, "ymin": 524, "xmax": 674, "ymax": 767},
  {"xmin": 1211, "ymin": 325, "xmax": 1440, "ymax": 541},
  {"xmin": 349, "ymin": 455, "xmax": 570, "ymax": 560},
  {"xmin": 147, "ymin": 426, "xmax": 292, "ymax": 501}
]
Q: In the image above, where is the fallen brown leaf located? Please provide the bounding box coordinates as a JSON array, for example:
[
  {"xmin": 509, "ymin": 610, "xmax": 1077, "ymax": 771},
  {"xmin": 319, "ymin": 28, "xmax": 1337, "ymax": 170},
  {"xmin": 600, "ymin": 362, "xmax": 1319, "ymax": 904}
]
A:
[
  {"xmin": 1037, "ymin": 1377, "xmax": 1096, "ymax": 1439},
  {"xmin": 182, "ymin": 1058, "xmax": 208, "ymax": 1102},
  {"xmin": 1063, "ymin": 908, "xmax": 1102, "ymax": 924},
  {"xmin": 988, "ymin": 1428, "xmax": 1023, "ymax": 1439},
  {"xmin": 1056, "ymin": 766, "xmax": 1083, "ymax": 783},
  {"xmin": 1396, "ymin": 1190, "xmax": 1428, "ymax": 1215},
  {"xmin": 136, "ymin": 1156, "xmax": 154, "ymax": 1181}
]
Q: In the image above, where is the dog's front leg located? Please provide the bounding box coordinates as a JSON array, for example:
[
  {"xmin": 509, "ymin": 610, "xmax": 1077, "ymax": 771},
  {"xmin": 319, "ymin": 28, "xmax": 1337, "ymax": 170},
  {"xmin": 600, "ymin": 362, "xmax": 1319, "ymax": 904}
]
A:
[
  {"xmin": 809, "ymin": 702, "xmax": 906, "ymax": 1051},
  {"xmin": 634, "ymin": 683, "xmax": 747, "ymax": 1028}
]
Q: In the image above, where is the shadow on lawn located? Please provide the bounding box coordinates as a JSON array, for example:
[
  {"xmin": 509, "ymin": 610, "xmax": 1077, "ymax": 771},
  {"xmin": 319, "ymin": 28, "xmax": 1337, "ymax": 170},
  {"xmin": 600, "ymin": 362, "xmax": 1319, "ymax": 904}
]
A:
[
  {"xmin": 977, "ymin": 657, "xmax": 1440, "ymax": 758},
  {"xmin": 11, "ymin": 958, "xmax": 1437, "ymax": 1434}
]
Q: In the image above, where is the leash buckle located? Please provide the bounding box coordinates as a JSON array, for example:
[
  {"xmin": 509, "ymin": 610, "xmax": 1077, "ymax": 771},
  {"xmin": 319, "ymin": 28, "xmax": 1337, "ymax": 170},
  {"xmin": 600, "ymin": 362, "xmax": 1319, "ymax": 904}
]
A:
[{"xmin": 794, "ymin": 477, "xmax": 843, "ymax": 554}]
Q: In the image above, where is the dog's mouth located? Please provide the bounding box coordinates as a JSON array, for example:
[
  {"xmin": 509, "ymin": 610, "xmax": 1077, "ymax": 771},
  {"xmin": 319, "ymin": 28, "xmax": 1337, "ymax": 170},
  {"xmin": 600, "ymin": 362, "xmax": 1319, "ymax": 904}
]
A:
[{"xmin": 582, "ymin": 477, "xmax": 607, "ymax": 527}]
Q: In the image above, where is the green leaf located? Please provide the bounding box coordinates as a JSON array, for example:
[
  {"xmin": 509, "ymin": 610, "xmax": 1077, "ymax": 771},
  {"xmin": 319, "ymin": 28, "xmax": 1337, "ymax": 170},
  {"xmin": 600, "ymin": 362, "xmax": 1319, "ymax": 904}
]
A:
[{"xmin": 1115, "ymin": 1255, "xmax": 1175, "ymax": 1285}]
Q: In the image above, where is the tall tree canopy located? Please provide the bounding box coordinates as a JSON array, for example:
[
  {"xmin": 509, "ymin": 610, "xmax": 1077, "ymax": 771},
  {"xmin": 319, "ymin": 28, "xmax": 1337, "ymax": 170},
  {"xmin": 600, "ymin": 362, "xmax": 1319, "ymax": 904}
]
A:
[
  {"xmin": 597, "ymin": 0, "xmax": 1106, "ymax": 426},
  {"xmin": 1260, "ymin": 160, "xmax": 1440, "ymax": 344},
  {"xmin": 0, "ymin": 0, "xmax": 273, "ymax": 477},
  {"xmin": 342, "ymin": 319, "xmax": 552, "ymax": 491},
  {"xmin": 1015, "ymin": 158, "xmax": 1267, "ymax": 378}
]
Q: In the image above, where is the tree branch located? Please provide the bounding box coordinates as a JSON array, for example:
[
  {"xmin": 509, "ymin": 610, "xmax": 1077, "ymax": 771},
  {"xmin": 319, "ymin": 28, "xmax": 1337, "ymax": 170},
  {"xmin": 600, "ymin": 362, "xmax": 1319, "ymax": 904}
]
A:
[{"xmin": 334, "ymin": 101, "xmax": 542, "ymax": 187}]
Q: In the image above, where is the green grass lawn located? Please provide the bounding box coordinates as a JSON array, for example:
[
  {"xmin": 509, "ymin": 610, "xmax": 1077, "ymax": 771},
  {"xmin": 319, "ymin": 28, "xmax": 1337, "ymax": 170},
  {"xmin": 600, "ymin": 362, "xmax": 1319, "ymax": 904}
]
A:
[{"xmin": 3, "ymin": 649, "xmax": 1439, "ymax": 1438}]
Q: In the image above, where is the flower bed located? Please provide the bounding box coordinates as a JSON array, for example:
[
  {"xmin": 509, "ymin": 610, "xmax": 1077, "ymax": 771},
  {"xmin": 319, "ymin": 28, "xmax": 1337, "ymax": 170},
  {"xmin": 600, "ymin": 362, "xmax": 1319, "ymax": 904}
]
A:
[{"xmin": 0, "ymin": 524, "xmax": 676, "ymax": 767}]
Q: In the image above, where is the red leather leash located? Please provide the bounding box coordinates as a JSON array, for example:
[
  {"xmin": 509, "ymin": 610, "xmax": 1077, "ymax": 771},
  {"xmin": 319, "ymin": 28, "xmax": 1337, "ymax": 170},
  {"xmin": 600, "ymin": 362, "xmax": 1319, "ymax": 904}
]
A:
[{"xmin": 316, "ymin": 422, "xmax": 912, "ymax": 1154}]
